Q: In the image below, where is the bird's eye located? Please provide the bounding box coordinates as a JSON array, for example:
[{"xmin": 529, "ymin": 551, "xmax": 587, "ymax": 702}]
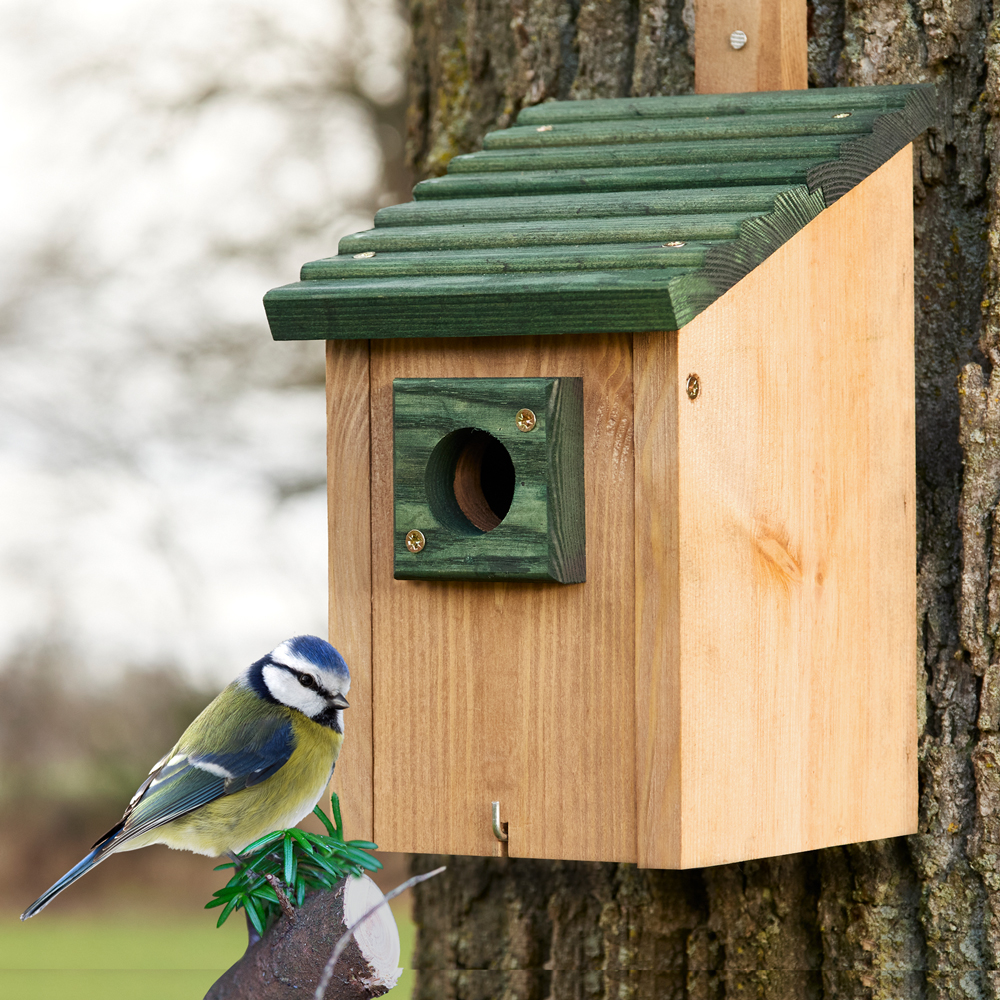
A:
[{"xmin": 296, "ymin": 672, "xmax": 317, "ymax": 690}]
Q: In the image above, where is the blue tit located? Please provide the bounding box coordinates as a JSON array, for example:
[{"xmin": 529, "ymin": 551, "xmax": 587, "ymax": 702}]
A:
[{"xmin": 21, "ymin": 635, "xmax": 350, "ymax": 920}]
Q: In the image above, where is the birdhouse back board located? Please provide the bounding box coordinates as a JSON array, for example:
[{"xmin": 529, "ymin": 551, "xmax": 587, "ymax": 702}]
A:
[{"xmin": 694, "ymin": 0, "xmax": 807, "ymax": 95}]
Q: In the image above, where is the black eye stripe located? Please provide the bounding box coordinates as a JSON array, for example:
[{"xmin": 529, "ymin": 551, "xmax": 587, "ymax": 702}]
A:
[{"xmin": 291, "ymin": 669, "xmax": 320, "ymax": 692}]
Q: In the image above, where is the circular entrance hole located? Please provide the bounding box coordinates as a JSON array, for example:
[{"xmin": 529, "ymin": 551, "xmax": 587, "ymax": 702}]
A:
[{"xmin": 426, "ymin": 428, "xmax": 516, "ymax": 534}]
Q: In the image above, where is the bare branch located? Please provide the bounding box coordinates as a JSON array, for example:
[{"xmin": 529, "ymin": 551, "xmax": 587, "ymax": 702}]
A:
[{"xmin": 263, "ymin": 873, "xmax": 297, "ymax": 923}]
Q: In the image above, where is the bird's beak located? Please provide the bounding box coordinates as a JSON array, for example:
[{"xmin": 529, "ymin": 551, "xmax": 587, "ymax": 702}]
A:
[{"xmin": 330, "ymin": 693, "xmax": 349, "ymax": 710}]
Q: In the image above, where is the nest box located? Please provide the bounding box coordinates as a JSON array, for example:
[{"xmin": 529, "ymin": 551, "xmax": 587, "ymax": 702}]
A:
[{"xmin": 265, "ymin": 85, "xmax": 934, "ymax": 869}]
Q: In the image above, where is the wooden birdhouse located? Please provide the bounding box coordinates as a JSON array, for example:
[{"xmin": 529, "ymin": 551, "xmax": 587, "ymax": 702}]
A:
[{"xmin": 264, "ymin": 83, "xmax": 934, "ymax": 869}]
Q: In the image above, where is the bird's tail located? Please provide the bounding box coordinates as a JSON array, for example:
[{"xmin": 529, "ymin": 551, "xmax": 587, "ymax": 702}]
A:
[{"xmin": 20, "ymin": 846, "xmax": 112, "ymax": 920}]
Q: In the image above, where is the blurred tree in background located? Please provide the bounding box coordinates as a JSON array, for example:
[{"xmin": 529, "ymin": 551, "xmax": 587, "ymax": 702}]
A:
[
  {"xmin": 0, "ymin": 0, "xmax": 410, "ymax": 911},
  {"xmin": 0, "ymin": 0, "xmax": 409, "ymax": 685},
  {"xmin": 403, "ymin": 1, "xmax": 1000, "ymax": 998}
]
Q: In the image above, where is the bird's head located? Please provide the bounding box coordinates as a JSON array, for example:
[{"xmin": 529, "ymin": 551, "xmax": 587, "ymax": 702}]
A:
[{"xmin": 247, "ymin": 635, "xmax": 351, "ymax": 731}]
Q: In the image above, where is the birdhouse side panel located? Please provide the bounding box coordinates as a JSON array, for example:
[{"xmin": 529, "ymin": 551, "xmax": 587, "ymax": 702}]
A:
[
  {"xmin": 325, "ymin": 339, "xmax": 375, "ymax": 842},
  {"xmin": 369, "ymin": 335, "xmax": 636, "ymax": 862},
  {"xmin": 638, "ymin": 146, "xmax": 917, "ymax": 868}
]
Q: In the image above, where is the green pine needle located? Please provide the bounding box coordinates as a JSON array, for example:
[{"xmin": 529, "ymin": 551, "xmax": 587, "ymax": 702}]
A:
[{"xmin": 205, "ymin": 794, "xmax": 382, "ymax": 931}]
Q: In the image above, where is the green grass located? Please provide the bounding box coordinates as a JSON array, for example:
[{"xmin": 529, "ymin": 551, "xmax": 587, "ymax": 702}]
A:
[{"xmin": 0, "ymin": 903, "xmax": 415, "ymax": 1000}]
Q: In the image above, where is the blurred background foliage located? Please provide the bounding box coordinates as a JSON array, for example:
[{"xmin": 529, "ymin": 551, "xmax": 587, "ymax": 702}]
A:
[
  {"xmin": 0, "ymin": 652, "xmax": 215, "ymax": 806},
  {"xmin": 0, "ymin": 0, "xmax": 409, "ymax": 684},
  {"xmin": 0, "ymin": 0, "xmax": 414, "ymax": 994}
]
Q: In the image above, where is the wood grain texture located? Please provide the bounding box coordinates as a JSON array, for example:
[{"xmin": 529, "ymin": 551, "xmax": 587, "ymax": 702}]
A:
[
  {"xmin": 546, "ymin": 376, "xmax": 586, "ymax": 584},
  {"xmin": 483, "ymin": 110, "xmax": 871, "ymax": 150},
  {"xmin": 300, "ymin": 243, "xmax": 707, "ymax": 280},
  {"xmin": 443, "ymin": 135, "xmax": 847, "ymax": 173},
  {"xmin": 374, "ymin": 185, "xmax": 793, "ymax": 228},
  {"xmin": 694, "ymin": 0, "xmax": 808, "ymax": 94},
  {"xmin": 633, "ymin": 329, "xmax": 681, "ymax": 868},
  {"xmin": 637, "ymin": 146, "xmax": 917, "ymax": 868},
  {"xmin": 267, "ymin": 270, "xmax": 688, "ymax": 342},
  {"xmin": 392, "ymin": 377, "xmax": 585, "ymax": 582},
  {"xmin": 370, "ymin": 336, "xmax": 635, "ymax": 861},
  {"xmin": 266, "ymin": 87, "xmax": 933, "ymax": 345},
  {"xmin": 410, "ymin": 159, "xmax": 819, "ymax": 201},
  {"xmin": 335, "ymin": 213, "xmax": 748, "ymax": 254},
  {"xmin": 514, "ymin": 85, "xmax": 911, "ymax": 124},
  {"xmin": 325, "ymin": 339, "xmax": 374, "ymax": 842},
  {"xmin": 806, "ymin": 85, "xmax": 938, "ymax": 206}
]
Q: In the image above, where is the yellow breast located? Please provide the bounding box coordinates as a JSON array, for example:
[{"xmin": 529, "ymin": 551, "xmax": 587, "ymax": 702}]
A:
[{"xmin": 123, "ymin": 716, "xmax": 343, "ymax": 857}]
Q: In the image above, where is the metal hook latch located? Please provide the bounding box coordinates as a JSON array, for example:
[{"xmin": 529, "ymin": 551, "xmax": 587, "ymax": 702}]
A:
[{"xmin": 491, "ymin": 801, "xmax": 508, "ymax": 842}]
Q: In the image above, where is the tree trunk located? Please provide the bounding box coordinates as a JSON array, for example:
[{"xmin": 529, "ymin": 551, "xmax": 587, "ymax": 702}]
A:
[{"xmin": 403, "ymin": 0, "xmax": 999, "ymax": 996}]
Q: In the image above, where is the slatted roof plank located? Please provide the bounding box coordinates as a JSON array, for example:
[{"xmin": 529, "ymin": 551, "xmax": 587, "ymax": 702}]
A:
[{"xmin": 264, "ymin": 84, "xmax": 936, "ymax": 341}]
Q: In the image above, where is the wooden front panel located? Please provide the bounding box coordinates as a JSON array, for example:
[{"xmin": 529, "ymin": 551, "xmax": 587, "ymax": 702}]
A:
[
  {"xmin": 370, "ymin": 336, "xmax": 635, "ymax": 861},
  {"xmin": 636, "ymin": 146, "xmax": 918, "ymax": 868},
  {"xmin": 326, "ymin": 340, "xmax": 374, "ymax": 841}
]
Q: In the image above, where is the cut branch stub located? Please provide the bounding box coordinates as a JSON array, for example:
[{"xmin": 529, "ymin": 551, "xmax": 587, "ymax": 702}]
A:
[{"xmin": 204, "ymin": 874, "xmax": 400, "ymax": 1000}]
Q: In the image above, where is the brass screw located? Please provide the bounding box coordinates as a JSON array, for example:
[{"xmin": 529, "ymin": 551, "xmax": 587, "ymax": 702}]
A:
[
  {"xmin": 686, "ymin": 374, "xmax": 701, "ymax": 400},
  {"xmin": 353, "ymin": 251, "xmax": 376, "ymax": 259},
  {"xmin": 515, "ymin": 408, "xmax": 537, "ymax": 432},
  {"xmin": 833, "ymin": 112, "xmax": 852, "ymax": 119},
  {"xmin": 405, "ymin": 529, "xmax": 426, "ymax": 552}
]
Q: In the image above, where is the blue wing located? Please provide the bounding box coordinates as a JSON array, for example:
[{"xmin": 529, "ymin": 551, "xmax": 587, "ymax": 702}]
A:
[
  {"xmin": 109, "ymin": 717, "xmax": 295, "ymax": 847},
  {"xmin": 21, "ymin": 713, "xmax": 294, "ymax": 920}
]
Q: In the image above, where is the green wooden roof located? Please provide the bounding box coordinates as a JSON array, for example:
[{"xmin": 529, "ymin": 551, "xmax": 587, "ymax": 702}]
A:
[{"xmin": 264, "ymin": 85, "xmax": 935, "ymax": 341}]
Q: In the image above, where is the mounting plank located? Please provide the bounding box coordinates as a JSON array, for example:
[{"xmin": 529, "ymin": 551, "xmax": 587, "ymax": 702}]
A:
[{"xmin": 694, "ymin": 0, "xmax": 808, "ymax": 95}]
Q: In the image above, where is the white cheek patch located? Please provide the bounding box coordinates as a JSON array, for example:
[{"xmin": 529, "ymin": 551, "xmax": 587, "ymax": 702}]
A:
[
  {"xmin": 270, "ymin": 640, "xmax": 350, "ymax": 699},
  {"xmin": 262, "ymin": 664, "xmax": 327, "ymax": 718},
  {"xmin": 270, "ymin": 643, "xmax": 326, "ymax": 687}
]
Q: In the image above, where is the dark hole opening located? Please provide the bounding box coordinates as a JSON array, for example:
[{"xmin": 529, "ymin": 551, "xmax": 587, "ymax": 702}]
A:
[{"xmin": 426, "ymin": 428, "xmax": 515, "ymax": 535}]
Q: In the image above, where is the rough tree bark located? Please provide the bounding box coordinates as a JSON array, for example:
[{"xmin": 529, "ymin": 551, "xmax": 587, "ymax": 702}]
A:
[
  {"xmin": 204, "ymin": 875, "xmax": 400, "ymax": 1000},
  {"xmin": 403, "ymin": 1, "xmax": 1000, "ymax": 997}
]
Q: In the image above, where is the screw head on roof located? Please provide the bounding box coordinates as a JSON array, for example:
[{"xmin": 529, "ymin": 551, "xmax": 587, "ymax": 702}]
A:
[
  {"xmin": 833, "ymin": 112, "xmax": 852, "ymax": 119},
  {"xmin": 405, "ymin": 529, "xmax": 426, "ymax": 553},
  {"xmin": 536, "ymin": 125, "xmax": 553, "ymax": 132},
  {"xmin": 663, "ymin": 241, "xmax": 687, "ymax": 248},
  {"xmin": 730, "ymin": 30, "xmax": 747, "ymax": 49},
  {"xmin": 353, "ymin": 251, "xmax": 376, "ymax": 259}
]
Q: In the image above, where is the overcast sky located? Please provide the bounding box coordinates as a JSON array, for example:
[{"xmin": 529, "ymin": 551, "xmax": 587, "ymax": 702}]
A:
[{"xmin": 0, "ymin": 0, "xmax": 407, "ymax": 684}]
